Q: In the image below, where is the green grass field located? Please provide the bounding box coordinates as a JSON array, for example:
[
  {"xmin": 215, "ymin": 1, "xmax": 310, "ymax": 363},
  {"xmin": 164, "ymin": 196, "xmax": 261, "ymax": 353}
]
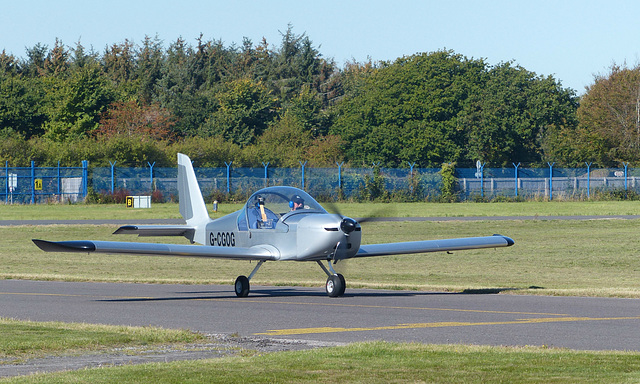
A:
[
  {"xmin": 2, "ymin": 216, "xmax": 639, "ymax": 297},
  {"xmin": 2, "ymin": 199, "xmax": 640, "ymax": 221},
  {"xmin": 0, "ymin": 318, "xmax": 203, "ymax": 360},
  {"xmin": 2, "ymin": 201, "xmax": 640, "ymax": 382},
  {"xmin": 3, "ymin": 341, "xmax": 640, "ymax": 383}
]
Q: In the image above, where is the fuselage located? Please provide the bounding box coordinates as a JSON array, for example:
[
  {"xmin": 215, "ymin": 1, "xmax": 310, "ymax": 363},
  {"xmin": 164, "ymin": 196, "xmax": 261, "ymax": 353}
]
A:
[{"xmin": 198, "ymin": 186, "xmax": 362, "ymax": 261}]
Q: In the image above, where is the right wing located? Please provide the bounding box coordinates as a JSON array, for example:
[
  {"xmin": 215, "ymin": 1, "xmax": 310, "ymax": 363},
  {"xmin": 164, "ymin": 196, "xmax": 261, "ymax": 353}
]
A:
[
  {"xmin": 354, "ymin": 235, "xmax": 514, "ymax": 258},
  {"xmin": 32, "ymin": 239, "xmax": 279, "ymax": 261}
]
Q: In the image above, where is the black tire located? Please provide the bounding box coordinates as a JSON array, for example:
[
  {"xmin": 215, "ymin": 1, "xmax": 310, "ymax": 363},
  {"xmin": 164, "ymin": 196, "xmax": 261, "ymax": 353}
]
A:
[
  {"xmin": 326, "ymin": 274, "xmax": 345, "ymax": 298},
  {"xmin": 337, "ymin": 273, "xmax": 346, "ymax": 296},
  {"xmin": 234, "ymin": 275, "xmax": 250, "ymax": 297}
]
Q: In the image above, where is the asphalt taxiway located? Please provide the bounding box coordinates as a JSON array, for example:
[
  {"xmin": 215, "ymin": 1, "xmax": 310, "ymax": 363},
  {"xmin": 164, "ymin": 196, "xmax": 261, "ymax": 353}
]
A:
[{"xmin": 1, "ymin": 279, "xmax": 638, "ymax": 351}]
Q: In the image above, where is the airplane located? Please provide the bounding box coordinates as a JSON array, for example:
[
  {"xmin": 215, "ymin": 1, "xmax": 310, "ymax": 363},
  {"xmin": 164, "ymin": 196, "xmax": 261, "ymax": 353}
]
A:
[{"xmin": 33, "ymin": 153, "xmax": 515, "ymax": 298}]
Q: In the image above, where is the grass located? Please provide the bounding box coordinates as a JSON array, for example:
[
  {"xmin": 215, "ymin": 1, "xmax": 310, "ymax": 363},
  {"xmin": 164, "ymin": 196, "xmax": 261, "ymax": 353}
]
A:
[
  {"xmin": 3, "ymin": 342, "xmax": 640, "ymax": 383},
  {"xmin": 2, "ymin": 218, "xmax": 640, "ymax": 297},
  {"xmin": 1, "ymin": 201, "xmax": 640, "ymax": 382},
  {"xmin": 2, "ymin": 199, "xmax": 640, "ymax": 221},
  {"xmin": 0, "ymin": 317, "xmax": 204, "ymax": 359}
]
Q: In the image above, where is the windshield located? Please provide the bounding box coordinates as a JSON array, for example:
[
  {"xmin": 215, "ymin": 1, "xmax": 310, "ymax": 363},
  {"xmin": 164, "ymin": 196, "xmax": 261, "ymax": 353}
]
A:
[{"xmin": 244, "ymin": 186, "xmax": 326, "ymax": 229}]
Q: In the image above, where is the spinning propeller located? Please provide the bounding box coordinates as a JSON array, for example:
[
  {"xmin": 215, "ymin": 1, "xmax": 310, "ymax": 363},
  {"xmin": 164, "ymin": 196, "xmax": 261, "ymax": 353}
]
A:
[{"xmin": 323, "ymin": 201, "xmax": 377, "ymax": 263}]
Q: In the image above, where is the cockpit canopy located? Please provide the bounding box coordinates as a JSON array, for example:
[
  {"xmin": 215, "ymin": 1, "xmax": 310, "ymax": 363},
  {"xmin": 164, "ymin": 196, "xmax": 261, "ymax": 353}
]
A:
[{"xmin": 240, "ymin": 186, "xmax": 326, "ymax": 230}]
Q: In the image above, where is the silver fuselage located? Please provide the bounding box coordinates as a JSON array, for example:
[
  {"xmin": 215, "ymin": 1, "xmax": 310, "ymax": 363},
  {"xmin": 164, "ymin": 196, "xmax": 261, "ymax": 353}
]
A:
[{"xmin": 200, "ymin": 209, "xmax": 361, "ymax": 261}]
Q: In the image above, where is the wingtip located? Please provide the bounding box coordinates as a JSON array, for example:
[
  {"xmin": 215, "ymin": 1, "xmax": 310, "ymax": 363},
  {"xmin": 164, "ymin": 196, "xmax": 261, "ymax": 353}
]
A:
[
  {"xmin": 32, "ymin": 239, "xmax": 96, "ymax": 253},
  {"xmin": 493, "ymin": 234, "xmax": 515, "ymax": 246}
]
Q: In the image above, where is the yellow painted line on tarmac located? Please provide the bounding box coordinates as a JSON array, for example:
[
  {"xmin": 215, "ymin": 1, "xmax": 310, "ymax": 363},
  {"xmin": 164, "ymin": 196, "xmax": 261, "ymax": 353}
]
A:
[
  {"xmin": 255, "ymin": 316, "xmax": 640, "ymax": 336},
  {"xmin": 219, "ymin": 298, "xmax": 570, "ymax": 317}
]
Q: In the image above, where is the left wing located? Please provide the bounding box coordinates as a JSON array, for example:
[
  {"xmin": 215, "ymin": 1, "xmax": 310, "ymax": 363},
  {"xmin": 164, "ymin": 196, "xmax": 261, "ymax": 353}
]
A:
[
  {"xmin": 32, "ymin": 239, "xmax": 279, "ymax": 261},
  {"xmin": 353, "ymin": 234, "xmax": 513, "ymax": 258}
]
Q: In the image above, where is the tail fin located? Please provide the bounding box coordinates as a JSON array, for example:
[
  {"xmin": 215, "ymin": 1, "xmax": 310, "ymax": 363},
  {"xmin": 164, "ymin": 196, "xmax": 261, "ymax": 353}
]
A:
[{"xmin": 177, "ymin": 153, "xmax": 210, "ymax": 226}]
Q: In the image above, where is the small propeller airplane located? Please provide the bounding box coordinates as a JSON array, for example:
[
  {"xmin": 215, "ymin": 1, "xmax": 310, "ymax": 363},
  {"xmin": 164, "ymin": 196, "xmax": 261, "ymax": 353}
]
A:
[{"xmin": 33, "ymin": 153, "xmax": 514, "ymax": 298}]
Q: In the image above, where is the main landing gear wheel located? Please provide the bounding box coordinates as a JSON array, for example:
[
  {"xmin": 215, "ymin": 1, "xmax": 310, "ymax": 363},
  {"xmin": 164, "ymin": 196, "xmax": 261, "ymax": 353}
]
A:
[
  {"xmin": 325, "ymin": 274, "xmax": 346, "ymax": 297},
  {"xmin": 235, "ymin": 275, "xmax": 250, "ymax": 297}
]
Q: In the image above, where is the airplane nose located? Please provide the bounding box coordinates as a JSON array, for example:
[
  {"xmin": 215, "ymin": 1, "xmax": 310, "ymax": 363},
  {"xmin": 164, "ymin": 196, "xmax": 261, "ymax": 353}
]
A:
[{"xmin": 340, "ymin": 217, "xmax": 357, "ymax": 234}]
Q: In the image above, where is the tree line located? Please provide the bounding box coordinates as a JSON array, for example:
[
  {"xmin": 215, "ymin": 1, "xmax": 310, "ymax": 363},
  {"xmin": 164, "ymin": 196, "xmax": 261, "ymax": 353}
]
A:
[{"xmin": 0, "ymin": 26, "xmax": 638, "ymax": 168}]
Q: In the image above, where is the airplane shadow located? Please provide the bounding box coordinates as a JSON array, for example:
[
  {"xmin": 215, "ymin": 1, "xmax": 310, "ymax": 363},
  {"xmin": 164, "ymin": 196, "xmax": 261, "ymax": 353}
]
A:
[{"xmin": 98, "ymin": 286, "xmax": 526, "ymax": 303}]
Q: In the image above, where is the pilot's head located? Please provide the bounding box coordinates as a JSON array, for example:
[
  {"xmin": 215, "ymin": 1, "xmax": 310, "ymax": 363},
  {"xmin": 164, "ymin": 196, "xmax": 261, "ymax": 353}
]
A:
[{"xmin": 289, "ymin": 195, "xmax": 304, "ymax": 210}]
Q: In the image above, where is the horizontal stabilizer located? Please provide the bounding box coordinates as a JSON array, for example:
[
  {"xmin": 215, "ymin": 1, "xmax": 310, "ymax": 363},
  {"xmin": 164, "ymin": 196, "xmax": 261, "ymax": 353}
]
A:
[
  {"xmin": 113, "ymin": 225, "xmax": 196, "ymax": 239},
  {"xmin": 32, "ymin": 239, "xmax": 279, "ymax": 261}
]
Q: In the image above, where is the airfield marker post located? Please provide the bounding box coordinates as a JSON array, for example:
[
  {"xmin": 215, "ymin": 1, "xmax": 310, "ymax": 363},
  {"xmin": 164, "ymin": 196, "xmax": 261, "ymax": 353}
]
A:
[{"xmin": 336, "ymin": 162, "xmax": 344, "ymax": 191}]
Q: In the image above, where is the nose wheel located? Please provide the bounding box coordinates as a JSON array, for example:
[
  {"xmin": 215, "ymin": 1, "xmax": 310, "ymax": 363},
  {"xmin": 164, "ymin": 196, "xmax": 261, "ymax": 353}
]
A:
[
  {"xmin": 325, "ymin": 273, "xmax": 346, "ymax": 297},
  {"xmin": 318, "ymin": 260, "xmax": 346, "ymax": 297}
]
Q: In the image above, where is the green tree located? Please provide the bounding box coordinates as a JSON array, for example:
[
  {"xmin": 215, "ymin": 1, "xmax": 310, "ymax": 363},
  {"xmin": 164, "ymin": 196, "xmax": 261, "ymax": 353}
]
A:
[
  {"xmin": 42, "ymin": 65, "xmax": 115, "ymax": 141},
  {"xmin": 331, "ymin": 50, "xmax": 484, "ymax": 167},
  {"xmin": 200, "ymin": 78, "xmax": 276, "ymax": 146},
  {"xmin": 460, "ymin": 62, "xmax": 578, "ymax": 166},
  {"xmin": 573, "ymin": 63, "xmax": 640, "ymax": 165},
  {"xmin": 0, "ymin": 74, "xmax": 46, "ymax": 137},
  {"xmin": 135, "ymin": 35, "xmax": 164, "ymax": 103}
]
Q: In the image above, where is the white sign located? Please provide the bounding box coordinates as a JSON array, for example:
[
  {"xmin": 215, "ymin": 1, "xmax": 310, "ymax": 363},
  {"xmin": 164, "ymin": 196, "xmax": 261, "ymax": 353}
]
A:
[{"xmin": 8, "ymin": 173, "xmax": 17, "ymax": 191}]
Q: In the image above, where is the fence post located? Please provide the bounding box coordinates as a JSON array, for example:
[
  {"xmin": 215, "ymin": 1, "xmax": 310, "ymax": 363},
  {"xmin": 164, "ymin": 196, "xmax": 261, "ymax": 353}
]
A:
[
  {"xmin": 262, "ymin": 162, "xmax": 269, "ymax": 187},
  {"xmin": 4, "ymin": 161, "xmax": 7, "ymax": 204},
  {"xmin": 479, "ymin": 162, "xmax": 486, "ymax": 198},
  {"xmin": 547, "ymin": 162, "xmax": 555, "ymax": 200},
  {"xmin": 224, "ymin": 162, "xmax": 232, "ymax": 195},
  {"xmin": 513, "ymin": 163, "xmax": 520, "ymax": 197},
  {"xmin": 109, "ymin": 161, "xmax": 117, "ymax": 193},
  {"xmin": 147, "ymin": 162, "xmax": 155, "ymax": 192},
  {"xmin": 407, "ymin": 162, "xmax": 416, "ymax": 194},
  {"xmin": 623, "ymin": 162, "xmax": 629, "ymax": 190},
  {"xmin": 299, "ymin": 161, "xmax": 307, "ymax": 190},
  {"xmin": 82, "ymin": 161, "xmax": 88, "ymax": 199},
  {"xmin": 585, "ymin": 162, "xmax": 592, "ymax": 198},
  {"xmin": 336, "ymin": 161, "xmax": 344, "ymax": 191},
  {"xmin": 57, "ymin": 161, "xmax": 61, "ymax": 200},
  {"xmin": 30, "ymin": 160, "xmax": 35, "ymax": 204}
]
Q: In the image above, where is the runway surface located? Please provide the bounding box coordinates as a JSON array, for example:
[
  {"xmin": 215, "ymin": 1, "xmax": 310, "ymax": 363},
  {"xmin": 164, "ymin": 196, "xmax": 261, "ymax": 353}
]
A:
[{"xmin": 1, "ymin": 280, "xmax": 638, "ymax": 351}]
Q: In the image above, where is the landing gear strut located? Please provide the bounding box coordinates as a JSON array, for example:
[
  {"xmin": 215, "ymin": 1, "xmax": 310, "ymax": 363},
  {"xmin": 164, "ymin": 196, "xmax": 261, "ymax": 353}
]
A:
[
  {"xmin": 234, "ymin": 260, "xmax": 265, "ymax": 297},
  {"xmin": 317, "ymin": 260, "xmax": 346, "ymax": 297}
]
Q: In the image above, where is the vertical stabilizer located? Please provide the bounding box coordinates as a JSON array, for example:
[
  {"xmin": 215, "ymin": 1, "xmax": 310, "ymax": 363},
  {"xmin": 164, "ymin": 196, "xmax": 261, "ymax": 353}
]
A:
[{"xmin": 177, "ymin": 153, "xmax": 210, "ymax": 226}]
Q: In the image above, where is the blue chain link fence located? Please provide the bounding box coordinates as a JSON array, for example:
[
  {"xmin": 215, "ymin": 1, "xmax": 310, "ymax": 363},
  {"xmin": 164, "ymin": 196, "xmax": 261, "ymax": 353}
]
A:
[
  {"xmin": 1, "ymin": 161, "xmax": 88, "ymax": 204},
  {"xmin": 2, "ymin": 161, "xmax": 640, "ymax": 203}
]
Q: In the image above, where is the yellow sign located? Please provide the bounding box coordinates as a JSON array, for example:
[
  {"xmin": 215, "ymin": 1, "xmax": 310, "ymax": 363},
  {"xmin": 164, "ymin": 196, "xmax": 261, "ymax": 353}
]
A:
[
  {"xmin": 34, "ymin": 179, "xmax": 43, "ymax": 191},
  {"xmin": 126, "ymin": 196, "xmax": 134, "ymax": 208}
]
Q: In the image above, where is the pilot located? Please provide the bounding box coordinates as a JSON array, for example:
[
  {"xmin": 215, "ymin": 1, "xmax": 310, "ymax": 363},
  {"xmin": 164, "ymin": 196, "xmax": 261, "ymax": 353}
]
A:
[
  {"xmin": 249, "ymin": 196, "xmax": 277, "ymax": 229},
  {"xmin": 290, "ymin": 194, "xmax": 305, "ymax": 211}
]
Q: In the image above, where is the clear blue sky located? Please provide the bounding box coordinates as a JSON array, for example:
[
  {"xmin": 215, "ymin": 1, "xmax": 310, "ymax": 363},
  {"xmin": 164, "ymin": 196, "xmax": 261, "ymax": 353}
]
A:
[{"xmin": 2, "ymin": 0, "xmax": 638, "ymax": 94}]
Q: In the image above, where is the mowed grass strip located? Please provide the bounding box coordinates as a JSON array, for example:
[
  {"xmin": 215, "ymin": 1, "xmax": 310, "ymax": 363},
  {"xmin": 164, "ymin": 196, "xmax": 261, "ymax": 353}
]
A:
[
  {"xmin": 2, "ymin": 218, "xmax": 640, "ymax": 297},
  {"xmin": 0, "ymin": 317, "xmax": 204, "ymax": 359},
  {"xmin": 4, "ymin": 342, "xmax": 640, "ymax": 384},
  {"xmin": 3, "ymin": 200, "xmax": 640, "ymax": 221}
]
